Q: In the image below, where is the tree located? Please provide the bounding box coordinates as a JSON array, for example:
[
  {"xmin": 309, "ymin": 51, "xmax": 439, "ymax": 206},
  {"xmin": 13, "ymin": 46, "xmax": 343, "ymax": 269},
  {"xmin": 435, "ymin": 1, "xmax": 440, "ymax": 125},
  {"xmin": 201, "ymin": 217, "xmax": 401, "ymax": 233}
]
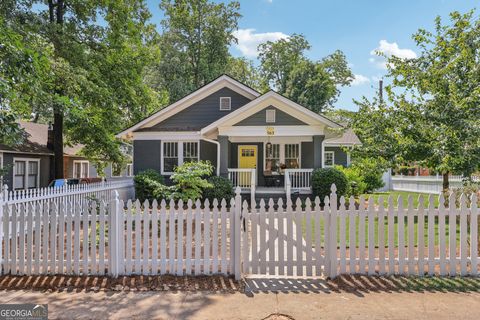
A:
[
  {"xmin": 285, "ymin": 51, "xmax": 352, "ymax": 113},
  {"xmin": 258, "ymin": 34, "xmax": 310, "ymax": 94},
  {"xmin": 151, "ymin": 0, "xmax": 241, "ymax": 101},
  {"xmin": 352, "ymin": 10, "xmax": 480, "ymax": 189},
  {"xmin": 2, "ymin": 1, "xmax": 160, "ymax": 176},
  {"xmin": 258, "ymin": 35, "xmax": 352, "ymax": 113},
  {"xmin": 225, "ymin": 56, "xmax": 267, "ymax": 92}
]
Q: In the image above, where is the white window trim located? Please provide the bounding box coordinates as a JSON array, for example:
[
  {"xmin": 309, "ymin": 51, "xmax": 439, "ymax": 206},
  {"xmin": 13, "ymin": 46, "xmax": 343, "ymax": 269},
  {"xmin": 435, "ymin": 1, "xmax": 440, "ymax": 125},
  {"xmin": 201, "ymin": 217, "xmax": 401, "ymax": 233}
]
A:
[
  {"xmin": 266, "ymin": 109, "xmax": 276, "ymax": 123},
  {"xmin": 324, "ymin": 151, "xmax": 335, "ymax": 167},
  {"xmin": 161, "ymin": 141, "xmax": 200, "ymax": 175},
  {"xmin": 263, "ymin": 142, "xmax": 301, "ymax": 171},
  {"xmin": 126, "ymin": 163, "xmax": 133, "ymax": 177},
  {"xmin": 111, "ymin": 163, "xmax": 122, "ymax": 177},
  {"xmin": 73, "ymin": 160, "xmax": 90, "ymax": 178},
  {"xmin": 219, "ymin": 97, "xmax": 231, "ymax": 111},
  {"xmin": 13, "ymin": 157, "xmax": 40, "ymax": 190}
]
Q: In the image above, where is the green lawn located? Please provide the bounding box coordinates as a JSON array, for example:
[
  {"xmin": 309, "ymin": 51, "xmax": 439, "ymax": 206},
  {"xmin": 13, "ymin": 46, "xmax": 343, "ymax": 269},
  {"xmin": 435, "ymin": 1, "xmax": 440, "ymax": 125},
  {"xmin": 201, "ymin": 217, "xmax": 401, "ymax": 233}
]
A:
[
  {"xmin": 362, "ymin": 191, "xmax": 440, "ymax": 209},
  {"xmin": 303, "ymin": 191, "xmax": 464, "ymax": 247}
]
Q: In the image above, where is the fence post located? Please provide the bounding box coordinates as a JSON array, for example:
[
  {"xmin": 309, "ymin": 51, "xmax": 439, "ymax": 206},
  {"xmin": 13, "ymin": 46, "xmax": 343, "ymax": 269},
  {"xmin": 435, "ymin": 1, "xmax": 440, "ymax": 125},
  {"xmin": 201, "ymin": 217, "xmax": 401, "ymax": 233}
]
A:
[
  {"xmin": 0, "ymin": 185, "xmax": 5, "ymax": 275},
  {"xmin": 329, "ymin": 184, "xmax": 338, "ymax": 279},
  {"xmin": 109, "ymin": 191, "xmax": 122, "ymax": 277},
  {"xmin": 234, "ymin": 187, "xmax": 242, "ymax": 280}
]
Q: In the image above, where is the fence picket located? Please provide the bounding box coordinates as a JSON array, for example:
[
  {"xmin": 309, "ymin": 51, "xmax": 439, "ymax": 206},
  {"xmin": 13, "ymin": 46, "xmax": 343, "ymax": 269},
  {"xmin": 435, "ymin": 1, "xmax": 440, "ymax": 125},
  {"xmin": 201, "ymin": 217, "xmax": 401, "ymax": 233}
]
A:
[
  {"xmin": 295, "ymin": 197, "xmax": 303, "ymax": 276},
  {"xmin": 277, "ymin": 198, "xmax": 285, "ymax": 276},
  {"xmin": 90, "ymin": 202, "xmax": 97, "ymax": 275},
  {"xmin": 11, "ymin": 205, "xmax": 17, "ymax": 274},
  {"xmin": 242, "ymin": 201, "xmax": 249, "ymax": 275},
  {"xmin": 50, "ymin": 202, "xmax": 58, "ymax": 274},
  {"xmin": 427, "ymin": 195, "xmax": 435, "ymax": 275},
  {"xmin": 26, "ymin": 203, "xmax": 33, "ymax": 276},
  {"xmin": 177, "ymin": 200, "xmax": 184, "ymax": 275},
  {"xmin": 143, "ymin": 200, "xmax": 150, "ymax": 275},
  {"xmin": 459, "ymin": 194, "xmax": 467, "ymax": 276},
  {"xmin": 74, "ymin": 202, "xmax": 81, "ymax": 274},
  {"xmin": 259, "ymin": 199, "xmax": 267, "ymax": 274},
  {"xmin": 135, "ymin": 200, "xmax": 142, "ymax": 274},
  {"xmin": 42, "ymin": 202, "xmax": 49, "ymax": 274},
  {"xmin": 99, "ymin": 201, "xmax": 106, "ymax": 275},
  {"xmin": 58, "ymin": 202, "xmax": 65, "ymax": 274},
  {"xmin": 204, "ymin": 199, "xmax": 211, "ymax": 275},
  {"xmin": 220, "ymin": 199, "xmax": 227, "ymax": 274},
  {"xmin": 448, "ymin": 193, "xmax": 456, "ymax": 276},
  {"xmin": 339, "ymin": 197, "xmax": 346, "ymax": 274},
  {"xmin": 126, "ymin": 200, "xmax": 133, "ymax": 274},
  {"xmin": 367, "ymin": 197, "xmax": 375, "ymax": 275},
  {"xmin": 438, "ymin": 194, "xmax": 447, "ymax": 276},
  {"xmin": 168, "ymin": 199, "xmax": 176, "ymax": 274},
  {"xmin": 186, "ymin": 200, "xmax": 193, "ymax": 275},
  {"xmin": 151, "ymin": 200, "xmax": 159, "ymax": 275},
  {"xmin": 417, "ymin": 195, "xmax": 425, "ymax": 276},
  {"xmin": 314, "ymin": 197, "xmax": 323, "ymax": 276},
  {"xmin": 82, "ymin": 201, "xmax": 89, "ymax": 274},
  {"xmin": 471, "ymin": 194, "xmax": 478, "ymax": 276},
  {"xmin": 19, "ymin": 204, "xmax": 25, "ymax": 275},
  {"xmin": 407, "ymin": 196, "xmax": 415, "ymax": 275},
  {"xmin": 358, "ymin": 195, "xmax": 366, "ymax": 274},
  {"xmin": 348, "ymin": 196, "xmax": 356, "ymax": 274},
  {"xmin": 377, "ymin": 196, "xmax": 386, "ymax": 275},
  {"xmin": 397, "ymin": 196, "xmax": 406, "ymax": 274},
  {"xmin": 387, "ymin": 196, "xmax": 395, "ymax": 275},
  {"xmin": 194, "ymin": 199, "xmax": 202, "ymax": 275},
  {"xmin": 268, "ymin": 198, "xmax": 275, "ymax": 275}
]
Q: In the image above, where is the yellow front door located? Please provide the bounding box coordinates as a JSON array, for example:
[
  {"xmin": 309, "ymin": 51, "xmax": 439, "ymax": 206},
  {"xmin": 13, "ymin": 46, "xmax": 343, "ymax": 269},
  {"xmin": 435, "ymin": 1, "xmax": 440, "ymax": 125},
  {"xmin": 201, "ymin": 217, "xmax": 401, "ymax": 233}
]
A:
[{"xmin": 238, "ymin": 145, "xmax": 257, "ymax": 186}]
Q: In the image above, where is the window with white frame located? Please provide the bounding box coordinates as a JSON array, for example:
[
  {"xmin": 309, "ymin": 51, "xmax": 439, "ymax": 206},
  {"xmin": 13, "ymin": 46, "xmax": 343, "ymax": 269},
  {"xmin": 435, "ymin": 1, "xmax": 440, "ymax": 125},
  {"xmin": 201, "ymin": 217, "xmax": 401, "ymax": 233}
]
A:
[
  {"xmin": 162, "ymin": 142, "xmax": 178, "ymax": 173},
  {"xmin": 111, "ymin": 163, "xmax": 122, "ymax": 177},
  {"xmin": 126, "ymin": 163, "xmax": 133, "ymax": 177},
  {"xmin": 73, "ymin": 160, "xmax": 89, "ymax": 178},
  {"xmin": 284, "ymin": 144, "xmax": 300, "ymax": 169},
  {"xmin": 162, "ymin": 141, "xmax": 199, "ymax": 174},
  {"xmin": 324, "ymin": 151, "xmax": 335, "ymax": 167},
  {"xmin": 13, "ymin": 159, "xmax": 39, "ymax": 190},
  {"xmin": 266, "ymin": 109, "xmax": 276, "ymax": 123},
  {"xmin": 265, "ymin": 143, "xmax": 280, "ymax": 172},
  {"xmin": 219, "ymin": 97, "xmax": 231, "ymax": 111},
  {"xmin": 183, "ymin": 142, "xmax": 199, "ymax": 163}
]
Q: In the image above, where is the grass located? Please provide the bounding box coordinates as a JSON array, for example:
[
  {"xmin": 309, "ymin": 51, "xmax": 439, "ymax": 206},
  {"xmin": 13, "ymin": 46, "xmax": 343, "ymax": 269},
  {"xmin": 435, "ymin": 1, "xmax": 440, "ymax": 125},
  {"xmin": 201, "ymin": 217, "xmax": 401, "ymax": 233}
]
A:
[
  {"xmin": 303, "ymin": 191, "xmax": 465, "ymax": 247},
  {"xmin": 362, "ymin": 191, "xmax": 440, "ymax": 208}
]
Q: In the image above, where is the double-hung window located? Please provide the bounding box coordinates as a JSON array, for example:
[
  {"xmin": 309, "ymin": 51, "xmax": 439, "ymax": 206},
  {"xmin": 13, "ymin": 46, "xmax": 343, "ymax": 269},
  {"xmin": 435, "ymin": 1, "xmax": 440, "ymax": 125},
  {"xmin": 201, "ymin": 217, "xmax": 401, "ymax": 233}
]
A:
[
  {"xmin": 73, "ymin": 160, "xmax": 89, "ymax": 178},
  {"xmin": 162, "ymin": 141, "xmax": 199, "ymax": 174},
  {"xmin": 284, "ymin": 144, "xmax": 300, "ymax": 169},
  {"xmin": 324, "ymin": 151, "xmax": 335, "ymax": 167},
  {"xmin": 13, "ymin": 158, "xmax": 40, "ymax": 190},
  {"xmin": 265, "ymin": 143, "xmax": 280, "ymax": 172}
]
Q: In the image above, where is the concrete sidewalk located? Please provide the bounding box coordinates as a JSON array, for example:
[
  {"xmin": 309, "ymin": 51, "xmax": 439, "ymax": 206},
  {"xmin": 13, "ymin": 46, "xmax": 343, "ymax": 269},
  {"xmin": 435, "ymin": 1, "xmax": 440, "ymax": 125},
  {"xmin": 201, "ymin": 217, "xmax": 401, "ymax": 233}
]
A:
[{"xmin": 1, "ymin": 286, "xmax": 479, "ymax": 319}]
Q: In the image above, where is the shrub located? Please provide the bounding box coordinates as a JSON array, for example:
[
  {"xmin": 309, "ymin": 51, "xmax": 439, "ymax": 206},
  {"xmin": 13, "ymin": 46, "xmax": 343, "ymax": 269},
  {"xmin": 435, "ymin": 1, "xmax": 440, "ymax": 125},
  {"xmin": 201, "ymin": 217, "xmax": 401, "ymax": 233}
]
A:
[
  {"xmin": 352, "ymin": 158, "xmax": 386, "ymax": 193},
  {"xmin": 203, "ymin": 176, "xmax": 234, "ymax": 203},
  {"xmin": 169, "ymin": 160, "xmax": 214, "ymax": 201},
  {"xmin": 335, "ymin": 165, "xmax": 367, "ymax": 197},
  {"xmin": 134, "ymin": 169, "xmax": 165, "ymax": 202},
  {"xmin": 311, "ymin": 167, "xmax": 348, "ymax": 201}
]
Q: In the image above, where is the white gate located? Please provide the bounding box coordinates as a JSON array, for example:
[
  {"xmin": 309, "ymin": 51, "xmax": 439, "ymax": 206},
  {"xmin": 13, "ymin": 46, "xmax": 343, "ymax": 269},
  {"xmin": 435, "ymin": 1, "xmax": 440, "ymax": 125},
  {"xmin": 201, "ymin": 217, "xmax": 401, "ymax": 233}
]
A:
[{"xmin": 241, "ymin": 197, "xmax": 331, "ymax": 277}]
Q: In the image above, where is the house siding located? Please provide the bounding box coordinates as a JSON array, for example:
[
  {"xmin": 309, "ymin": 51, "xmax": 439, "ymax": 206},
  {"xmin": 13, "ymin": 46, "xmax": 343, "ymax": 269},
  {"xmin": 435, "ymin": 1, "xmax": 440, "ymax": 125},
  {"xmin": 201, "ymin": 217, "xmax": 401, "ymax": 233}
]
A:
[
  {"xmin": 234, "ymin": 106, "xmax": 307, "ymax": 126},
  {"xmin": 301, "ymin": 142, "xmax": 314, "ymax": 168},
  {"xmin": 133, "ymin": 140, "xmax": 161, "ymax": 174},
  {"xmin": 325, "ymin": 146, "xmax": 349, "ymax": 167},
  {"xmin": 1, "ymin": 153, "xmax": 52, "ymax": 190},
  {"xmin": 143, "ymin": 87, "xmax": 252, "ymax": 131},
  {"xmin": 200, "ymin": 140, "xmax": 217, "ymax": 170}
]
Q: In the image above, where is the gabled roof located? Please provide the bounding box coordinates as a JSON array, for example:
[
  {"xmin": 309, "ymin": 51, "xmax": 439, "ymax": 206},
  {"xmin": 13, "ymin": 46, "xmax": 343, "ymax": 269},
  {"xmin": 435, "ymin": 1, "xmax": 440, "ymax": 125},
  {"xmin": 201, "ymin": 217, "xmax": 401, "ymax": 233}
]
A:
[
  {"xmin": 201, "ymin": 91, "xmax": 343, "ymax": 134},
  {"xmin": 117, "ymin": 74, "xmax": 261, "ymax": 139},
  {"xmin": 324, "ymin": 128, "xmax": 361, "ymax": 146},
  {"xmin": 0, "ymin": 122, "xmax": 53, "ymax": 155}
]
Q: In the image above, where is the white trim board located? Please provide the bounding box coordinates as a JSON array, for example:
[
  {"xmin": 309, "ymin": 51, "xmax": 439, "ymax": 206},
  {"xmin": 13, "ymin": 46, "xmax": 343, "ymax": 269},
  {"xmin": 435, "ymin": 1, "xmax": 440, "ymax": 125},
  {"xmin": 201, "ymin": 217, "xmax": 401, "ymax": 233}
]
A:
[
  {"xmin": 117, "ymin": 75, "xmax": 260, "ymax": 139},
  {"xmin": 219, "ymin": 125, "xmax": 325, "ymax": 137}
]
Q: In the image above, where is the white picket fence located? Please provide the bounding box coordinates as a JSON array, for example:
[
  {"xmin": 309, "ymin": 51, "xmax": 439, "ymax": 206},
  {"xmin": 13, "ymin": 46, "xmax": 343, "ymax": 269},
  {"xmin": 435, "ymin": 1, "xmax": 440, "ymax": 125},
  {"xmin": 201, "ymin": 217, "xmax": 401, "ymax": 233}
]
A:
[
  {"xmin": 1, "ymin": 185, "xmax": 479, "ymax": 279},
  {"xmin": 391, "ymin": 174, "xmax": 480, "ymax": 194}
]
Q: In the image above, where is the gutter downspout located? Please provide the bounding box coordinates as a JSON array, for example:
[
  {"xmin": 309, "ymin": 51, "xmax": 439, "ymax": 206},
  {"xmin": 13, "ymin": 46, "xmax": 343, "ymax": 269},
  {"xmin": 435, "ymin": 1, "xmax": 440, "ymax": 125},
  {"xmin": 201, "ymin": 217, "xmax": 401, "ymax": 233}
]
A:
[{"xmin": 201, "ymin": 137, "xmax": 220, "ymax": 176}]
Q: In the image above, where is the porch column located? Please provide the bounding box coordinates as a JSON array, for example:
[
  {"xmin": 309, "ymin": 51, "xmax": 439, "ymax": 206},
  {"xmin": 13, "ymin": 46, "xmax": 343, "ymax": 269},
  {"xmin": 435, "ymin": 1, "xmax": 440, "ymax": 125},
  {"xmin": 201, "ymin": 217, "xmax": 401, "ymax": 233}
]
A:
[
  {"xmin": 218, "ymin": 135, "xmax": 229, "ymax": 177},
  {"xmin": 313, "ymin": 135, "xmax": 325, "ymax": 169}
]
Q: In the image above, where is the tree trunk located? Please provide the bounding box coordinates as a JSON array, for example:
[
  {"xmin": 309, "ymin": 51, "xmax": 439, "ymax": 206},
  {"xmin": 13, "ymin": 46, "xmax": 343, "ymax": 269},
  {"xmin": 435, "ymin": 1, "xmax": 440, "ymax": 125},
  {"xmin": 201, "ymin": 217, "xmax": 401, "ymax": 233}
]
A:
[
  {"xmin": 53, "ymin": 111, "xmax": 64, "ymax": 179},
  {"xmin": 442, "ymin": 172, "xmax": 449, "ymax": 191},
  {"xmin": 50, "ymin": 0, "xmax": 65, "ymax": 179}
]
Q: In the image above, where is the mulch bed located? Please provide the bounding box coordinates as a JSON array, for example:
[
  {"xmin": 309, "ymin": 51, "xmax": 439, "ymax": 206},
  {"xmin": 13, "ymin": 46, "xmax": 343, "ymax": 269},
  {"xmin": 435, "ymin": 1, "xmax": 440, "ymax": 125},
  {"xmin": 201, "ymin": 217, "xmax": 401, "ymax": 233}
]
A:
[{"xmin": 0, "ymin": 274, "xmax": 242, "ymax": 293}]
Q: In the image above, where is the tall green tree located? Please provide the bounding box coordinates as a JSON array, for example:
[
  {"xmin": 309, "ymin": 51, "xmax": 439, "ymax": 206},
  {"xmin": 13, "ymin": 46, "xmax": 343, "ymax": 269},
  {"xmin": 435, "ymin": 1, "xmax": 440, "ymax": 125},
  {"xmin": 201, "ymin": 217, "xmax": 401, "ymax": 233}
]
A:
[
  {"xmin": 151, "ymin": 0, "xmax": 241, "ymax": 101},
  {"xmin": 2, "ymin": 0, "xmax": 160, "ymax": 176},
  {"xmin": 258, "ymin": 34, "xmax": 352, "ymax": 113},
  {"xmin": 225, "ymin": 56, "xmax": 267, "ymax": 92},
  {"xmin": 352, "ymin": 10, "xmax": 480, "ymax": 189}
]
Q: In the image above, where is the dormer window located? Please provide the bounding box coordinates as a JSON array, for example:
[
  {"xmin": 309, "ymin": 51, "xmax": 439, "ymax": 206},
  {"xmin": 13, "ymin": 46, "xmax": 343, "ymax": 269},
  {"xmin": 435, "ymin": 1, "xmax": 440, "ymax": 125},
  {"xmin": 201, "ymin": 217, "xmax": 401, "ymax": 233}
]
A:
[
  {"xmin": 266, "ymin": 109, "xmax": 276, "ymax": 123},
  {"xmin": 219, "ymin": 97, "xmax": 231, "ymax": 110}
]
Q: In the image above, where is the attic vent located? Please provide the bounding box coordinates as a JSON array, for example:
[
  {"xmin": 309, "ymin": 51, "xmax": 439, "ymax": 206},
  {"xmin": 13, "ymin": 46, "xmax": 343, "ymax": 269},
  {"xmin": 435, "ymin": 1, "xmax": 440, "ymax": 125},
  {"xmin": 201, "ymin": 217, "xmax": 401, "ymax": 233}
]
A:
[
  {"xmin": 219, "ymin": 97, "xmax": 231, "ymax": 110},
  {"xmin": 266, "ymin": 109, "xmax": 276, "ymax": 123}
]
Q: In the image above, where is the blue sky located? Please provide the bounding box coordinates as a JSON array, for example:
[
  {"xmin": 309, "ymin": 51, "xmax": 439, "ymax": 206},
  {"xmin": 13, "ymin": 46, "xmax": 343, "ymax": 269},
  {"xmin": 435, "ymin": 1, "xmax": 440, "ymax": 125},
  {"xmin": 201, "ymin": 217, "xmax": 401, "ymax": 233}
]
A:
[{"xmin": 146, "ymin": 0, "xmax": 478, "ymax": 111}]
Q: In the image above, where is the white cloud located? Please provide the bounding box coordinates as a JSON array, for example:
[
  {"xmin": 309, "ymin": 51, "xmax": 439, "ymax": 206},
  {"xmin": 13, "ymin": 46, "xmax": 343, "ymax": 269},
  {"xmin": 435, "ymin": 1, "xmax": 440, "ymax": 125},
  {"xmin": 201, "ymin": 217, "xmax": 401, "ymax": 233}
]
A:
[
  {"xmin": 370, "ymin": 40, "xmax": 417, "ymax": 69},
  {"xmin": 266, "ymin": 0, "xmax": 273, "ymax": 3},
  {"xmin": 351, "ymin": 74, "xmax": 370, "ymax": 86},
  {"xmin": 232, "ymin": 28, "xmax": 289, "ymax": 58}
]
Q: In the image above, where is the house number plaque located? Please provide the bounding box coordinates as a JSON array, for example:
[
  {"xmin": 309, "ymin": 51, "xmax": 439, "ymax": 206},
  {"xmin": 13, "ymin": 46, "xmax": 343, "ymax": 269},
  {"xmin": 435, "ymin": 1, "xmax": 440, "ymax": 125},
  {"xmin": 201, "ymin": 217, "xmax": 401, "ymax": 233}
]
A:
[{"xmin": 266, "ymin": 127, "xmax": 275, "ymax": 135}]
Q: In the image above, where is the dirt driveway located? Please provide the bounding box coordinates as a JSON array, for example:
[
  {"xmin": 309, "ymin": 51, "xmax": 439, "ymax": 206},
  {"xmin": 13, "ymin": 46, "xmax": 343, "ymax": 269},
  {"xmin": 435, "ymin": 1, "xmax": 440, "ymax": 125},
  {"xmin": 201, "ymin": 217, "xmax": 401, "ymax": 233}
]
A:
[{"xmin": 0, "ymin": 275, "xmax": 479, "ymax": 319}]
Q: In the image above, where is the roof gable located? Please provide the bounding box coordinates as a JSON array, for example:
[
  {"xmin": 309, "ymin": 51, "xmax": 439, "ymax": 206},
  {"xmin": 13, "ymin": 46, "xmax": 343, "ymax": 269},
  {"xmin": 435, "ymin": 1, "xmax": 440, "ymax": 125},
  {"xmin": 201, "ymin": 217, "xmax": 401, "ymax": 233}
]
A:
[
  {"xmin": 201, "ymin": 91, "xmax": 342, "ymax": 134},
  {"xmin": 117, "ymin": 75, "xmax": 260, "ymax": 139},
  {"xmin": 234, "ymin": 106, "xmax": 307, "ymax": 126}
]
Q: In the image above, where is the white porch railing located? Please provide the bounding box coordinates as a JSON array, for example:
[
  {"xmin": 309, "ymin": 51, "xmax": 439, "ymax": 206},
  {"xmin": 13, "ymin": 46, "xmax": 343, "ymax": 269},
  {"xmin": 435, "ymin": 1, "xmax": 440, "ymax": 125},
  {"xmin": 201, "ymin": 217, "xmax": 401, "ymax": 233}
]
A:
[
  {"xmin": 284, "ymin": 169, "xmax": 313, "ymax": 200},
  {"xmin": 227, "ymin": 169, "xmax": 255, "ymax": 203}
]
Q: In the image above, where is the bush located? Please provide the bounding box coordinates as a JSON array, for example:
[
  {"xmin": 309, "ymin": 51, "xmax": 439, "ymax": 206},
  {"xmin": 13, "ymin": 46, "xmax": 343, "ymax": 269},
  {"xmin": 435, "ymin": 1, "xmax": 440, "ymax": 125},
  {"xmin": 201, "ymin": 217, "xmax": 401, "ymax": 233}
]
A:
[
  {"xmin": 352, "ymin": 158, "xmax": 386, "ymax": 193},
  {"xmin": 169, "ymin": 161, "xmax": 214, "ymax": 202},
  {"xmin": 203, "ymin": 176, "xmax": 234, "ymax": 203},
  {"xmin": 335, "ymin": 165, "xmax": 367, "ymax": 197},
  {"xmin": 134, "ymin": 169, "xmax": 165, "ymax": 202},
  {"xmin": 312, "ymin": 168, "xmax": 348, "ymax": 201}
]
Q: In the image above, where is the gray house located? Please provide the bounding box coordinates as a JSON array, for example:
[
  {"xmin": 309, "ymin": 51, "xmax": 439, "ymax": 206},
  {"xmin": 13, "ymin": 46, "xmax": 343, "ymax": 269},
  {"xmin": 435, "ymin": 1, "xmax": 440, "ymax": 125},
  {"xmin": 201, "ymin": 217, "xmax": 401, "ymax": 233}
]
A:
[{"xmin": 117, "ymin": 75, "xmax": 360, "ymax": 196}]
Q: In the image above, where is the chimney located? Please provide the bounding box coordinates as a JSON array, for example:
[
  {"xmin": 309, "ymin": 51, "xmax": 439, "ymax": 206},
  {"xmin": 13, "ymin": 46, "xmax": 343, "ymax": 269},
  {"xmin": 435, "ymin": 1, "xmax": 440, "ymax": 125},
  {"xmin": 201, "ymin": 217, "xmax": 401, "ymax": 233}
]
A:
[{"xmin": 47, "ymin": 122, "xmax": 54, "ymax": 151}]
